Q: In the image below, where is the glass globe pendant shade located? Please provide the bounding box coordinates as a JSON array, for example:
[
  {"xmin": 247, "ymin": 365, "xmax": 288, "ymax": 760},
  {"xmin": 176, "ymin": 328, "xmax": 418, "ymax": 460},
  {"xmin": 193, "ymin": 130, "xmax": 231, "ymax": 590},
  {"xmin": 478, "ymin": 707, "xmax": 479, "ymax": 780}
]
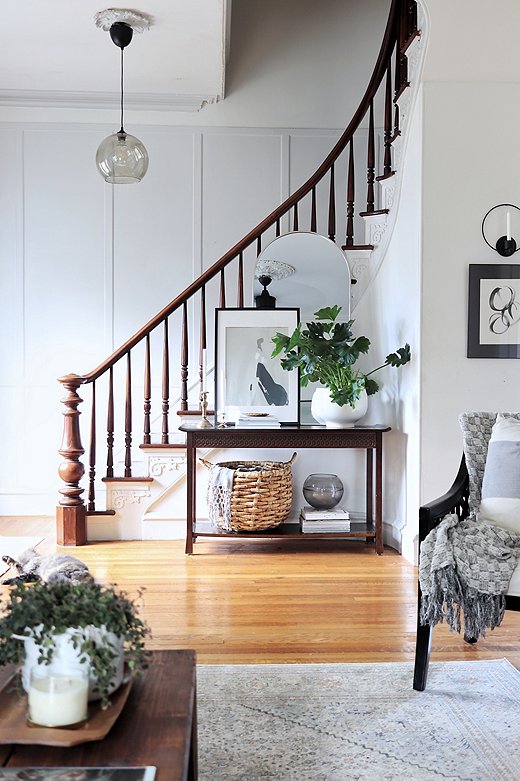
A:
[{"xmin": 96, "ymin": 130, "xmax": 149, "ymax": 184}]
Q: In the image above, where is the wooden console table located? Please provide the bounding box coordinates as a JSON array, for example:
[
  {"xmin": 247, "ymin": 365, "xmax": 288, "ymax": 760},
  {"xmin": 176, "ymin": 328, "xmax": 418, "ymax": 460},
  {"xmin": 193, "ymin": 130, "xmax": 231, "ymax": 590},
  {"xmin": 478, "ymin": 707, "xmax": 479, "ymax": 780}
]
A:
[
  {"xmin": 180, "ymin": 424, "xmax": 391, "ymax": 555},
  {"xmin": 0, "ymin": 650, "xmax": 197, "ymax": 781}
]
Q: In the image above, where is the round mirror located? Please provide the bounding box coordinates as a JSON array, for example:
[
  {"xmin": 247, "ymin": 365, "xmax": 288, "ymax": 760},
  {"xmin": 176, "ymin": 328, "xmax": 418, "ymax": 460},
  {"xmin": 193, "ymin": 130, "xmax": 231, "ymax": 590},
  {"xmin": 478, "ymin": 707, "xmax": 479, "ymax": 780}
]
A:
[{"xmin": 253, "ymin": 232, "xmax": 351, "ymax": 322}]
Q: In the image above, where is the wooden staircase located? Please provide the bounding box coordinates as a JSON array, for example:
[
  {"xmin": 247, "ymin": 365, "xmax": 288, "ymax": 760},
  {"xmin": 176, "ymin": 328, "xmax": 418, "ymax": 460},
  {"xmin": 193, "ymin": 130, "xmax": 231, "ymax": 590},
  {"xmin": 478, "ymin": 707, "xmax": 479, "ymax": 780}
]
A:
[{"xmin": 56, "ymin": 0, "xmax": 424, "ymax": 545}]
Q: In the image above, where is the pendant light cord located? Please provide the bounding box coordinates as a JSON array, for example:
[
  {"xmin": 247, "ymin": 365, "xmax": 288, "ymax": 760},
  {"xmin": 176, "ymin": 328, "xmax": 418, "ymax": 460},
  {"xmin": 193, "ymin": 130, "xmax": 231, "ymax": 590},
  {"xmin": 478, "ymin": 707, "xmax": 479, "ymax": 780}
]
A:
[{"xmin": 119, "ymin": 46, "xmax": 125, "ymax": 134}]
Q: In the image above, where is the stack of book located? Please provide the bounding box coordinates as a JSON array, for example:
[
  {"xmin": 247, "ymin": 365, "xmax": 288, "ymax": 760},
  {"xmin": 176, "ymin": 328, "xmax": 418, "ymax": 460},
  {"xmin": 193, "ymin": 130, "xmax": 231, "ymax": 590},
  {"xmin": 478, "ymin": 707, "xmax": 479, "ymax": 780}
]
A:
[
  {"xmin": 300, "ymin": 505, "xmax": 351, "ymax": 533},
  {"xmin": 234, "ymin": 412, "xmax": 281, "ymax": 428}
]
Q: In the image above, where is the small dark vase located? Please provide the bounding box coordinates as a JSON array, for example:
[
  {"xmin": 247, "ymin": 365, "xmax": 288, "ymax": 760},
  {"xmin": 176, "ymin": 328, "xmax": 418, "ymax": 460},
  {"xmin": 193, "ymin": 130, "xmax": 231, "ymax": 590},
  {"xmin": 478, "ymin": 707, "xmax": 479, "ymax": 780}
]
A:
[{"xmin": 302, "ymin": 473, "xmax": 344, "ymax": 509}]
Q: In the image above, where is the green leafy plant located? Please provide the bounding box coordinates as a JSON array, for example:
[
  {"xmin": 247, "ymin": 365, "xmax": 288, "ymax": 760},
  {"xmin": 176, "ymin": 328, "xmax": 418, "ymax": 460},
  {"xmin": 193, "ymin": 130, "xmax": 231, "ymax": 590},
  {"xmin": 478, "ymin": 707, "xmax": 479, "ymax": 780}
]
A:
[
  {"xmin": 0, "ymin": 580, "xmax": 151, "ymax": 707},
  {"xmin": 272, "ymin": 304, "xmax": 411, "ymax": 408}
]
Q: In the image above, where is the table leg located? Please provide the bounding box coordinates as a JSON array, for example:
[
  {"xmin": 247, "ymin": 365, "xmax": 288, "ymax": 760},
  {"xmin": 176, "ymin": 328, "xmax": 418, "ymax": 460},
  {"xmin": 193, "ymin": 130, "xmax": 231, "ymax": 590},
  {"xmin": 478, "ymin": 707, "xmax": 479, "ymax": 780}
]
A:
[
  {"xmin": 188, "ymin": 680, "xmax": 198, "ymax": 780},
  {"xmin": 366, "ymin": 448, "xmax": 373, "ymax": 545},
  {"xmin": 185, "ymin": 437, "xmax": 195, "ymax": 555},
  {"xmin": 375, "ymin": 436, "xmax": 383, "ymax": 555}
]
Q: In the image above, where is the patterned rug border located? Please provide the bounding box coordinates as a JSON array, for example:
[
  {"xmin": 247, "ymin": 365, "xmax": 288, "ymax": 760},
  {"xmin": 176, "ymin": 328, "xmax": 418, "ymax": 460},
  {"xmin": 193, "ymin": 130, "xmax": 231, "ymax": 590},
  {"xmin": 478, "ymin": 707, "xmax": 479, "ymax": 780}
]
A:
[{"xmin": 197, "ymin": 657, "xmax": 518, "ymax": 673}]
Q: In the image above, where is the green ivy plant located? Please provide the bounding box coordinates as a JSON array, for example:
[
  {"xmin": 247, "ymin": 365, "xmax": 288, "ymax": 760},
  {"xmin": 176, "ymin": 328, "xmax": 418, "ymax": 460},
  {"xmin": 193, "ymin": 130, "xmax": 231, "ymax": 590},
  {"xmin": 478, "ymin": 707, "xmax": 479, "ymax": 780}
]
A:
[
  {"xmin": 0, "ymin": 580, "xmax": 151, "ymax": 708},
  {"xmin": 272, "ymin": 304, "xmax": 411, "ymax": 408}
]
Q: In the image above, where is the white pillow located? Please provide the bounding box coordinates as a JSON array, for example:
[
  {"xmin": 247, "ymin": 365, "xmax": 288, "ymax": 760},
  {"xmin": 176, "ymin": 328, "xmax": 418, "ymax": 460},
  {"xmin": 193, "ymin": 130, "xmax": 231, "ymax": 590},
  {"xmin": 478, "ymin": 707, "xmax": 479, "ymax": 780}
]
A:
[{"xmin": 478, "ymin": 414, "xmax": 520, "ymax": 534}]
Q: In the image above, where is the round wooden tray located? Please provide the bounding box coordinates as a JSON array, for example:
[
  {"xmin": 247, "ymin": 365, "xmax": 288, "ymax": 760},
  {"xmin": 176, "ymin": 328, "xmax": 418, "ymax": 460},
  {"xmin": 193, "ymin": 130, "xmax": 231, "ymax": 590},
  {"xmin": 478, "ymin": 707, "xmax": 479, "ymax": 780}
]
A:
[{"xmin": 0, "ymin": 673, "xmax": 133, "ymax": 747}]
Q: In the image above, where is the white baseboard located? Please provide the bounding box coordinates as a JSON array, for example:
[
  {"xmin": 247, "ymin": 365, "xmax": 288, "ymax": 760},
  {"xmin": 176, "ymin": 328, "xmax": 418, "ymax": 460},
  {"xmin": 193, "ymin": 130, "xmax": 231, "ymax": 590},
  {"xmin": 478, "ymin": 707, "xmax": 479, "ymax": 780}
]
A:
[{"xmin": 0, "ymin": 493, "xmax": 56, "ymax": 515}]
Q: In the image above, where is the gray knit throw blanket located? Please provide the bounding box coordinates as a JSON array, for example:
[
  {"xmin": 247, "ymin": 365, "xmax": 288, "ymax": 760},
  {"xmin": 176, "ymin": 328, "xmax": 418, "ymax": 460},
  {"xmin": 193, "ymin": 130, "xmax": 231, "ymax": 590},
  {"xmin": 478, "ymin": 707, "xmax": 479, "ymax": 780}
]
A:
[
  {"xmin": 419, "ymin": 513, "xmax": 520, "ymax": 640},
  {"xmin": 207, "ymin": 465, "xmax": 235, "ymax": 531}
]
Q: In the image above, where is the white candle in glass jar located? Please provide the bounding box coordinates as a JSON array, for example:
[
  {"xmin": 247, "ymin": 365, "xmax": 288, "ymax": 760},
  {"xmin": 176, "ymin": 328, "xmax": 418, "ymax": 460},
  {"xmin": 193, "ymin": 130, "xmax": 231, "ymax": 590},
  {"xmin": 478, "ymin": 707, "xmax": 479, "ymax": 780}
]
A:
[{"xmin": 28, "ymin": 667, "xmax": 89, "ymax": 727}]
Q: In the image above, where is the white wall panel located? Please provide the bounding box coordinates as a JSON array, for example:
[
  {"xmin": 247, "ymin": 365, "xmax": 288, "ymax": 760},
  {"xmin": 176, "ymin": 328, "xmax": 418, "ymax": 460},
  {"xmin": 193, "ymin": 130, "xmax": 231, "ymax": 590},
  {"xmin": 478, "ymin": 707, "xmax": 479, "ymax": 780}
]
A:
[
  {"xmin": 23, "ymin": 129, "xmax": 107, "ymax": 382},
  {"xmin": 0, "ymin": 130, "xmax": 22, "ymax": 385},
  {"xmin": 289, "ymin": 132, "xmax": 345, "ymax": 241},
  {"xmin": 201, "ymin": 130, "xmax": 285, "ymax": 361},
  {"xmin": 0, "ymin": 387, "xmax": 24, "ymax": 499},
  {"xmin": 113, "ymin": 130, "xmax": 197, "ymax": 347},
  {"xmin": 201, "ymin": 131, "xmax": 284, "ymax": 265}
]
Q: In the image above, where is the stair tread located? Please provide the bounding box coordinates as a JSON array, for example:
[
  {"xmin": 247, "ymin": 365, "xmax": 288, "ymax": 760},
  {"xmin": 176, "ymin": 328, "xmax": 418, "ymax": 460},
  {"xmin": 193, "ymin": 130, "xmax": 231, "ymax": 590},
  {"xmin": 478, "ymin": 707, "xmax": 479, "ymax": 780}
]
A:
[
  {"xmin": 102, "ymin": 476, "xmax": 154, "ymax": 483},
  {"xmin": 359, "ymin": 209, "xmax": 389, "ymax": 218},
  {"xmin": 140, "ymin": 443, "xmax": 186, "ymax": 449},
  {"xmin": 86, "ymin": 510, "xmax": 116, "ymax": 516}
]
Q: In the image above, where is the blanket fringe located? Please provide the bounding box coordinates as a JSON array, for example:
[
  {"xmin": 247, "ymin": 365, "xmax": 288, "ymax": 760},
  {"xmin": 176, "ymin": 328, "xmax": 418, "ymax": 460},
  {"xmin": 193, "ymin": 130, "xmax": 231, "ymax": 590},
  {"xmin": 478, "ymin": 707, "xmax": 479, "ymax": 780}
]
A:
[{"xmin": 420, "ymin": 566, "xmax": 506, "ymax": 639}]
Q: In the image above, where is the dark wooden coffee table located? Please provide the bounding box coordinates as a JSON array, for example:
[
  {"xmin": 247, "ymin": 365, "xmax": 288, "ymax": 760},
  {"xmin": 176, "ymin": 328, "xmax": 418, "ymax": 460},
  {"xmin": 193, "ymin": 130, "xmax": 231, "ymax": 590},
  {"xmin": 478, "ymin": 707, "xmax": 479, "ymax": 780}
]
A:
[{"xmin": 0, "ymin": 649, "xmax": 197, "ymax": 781}]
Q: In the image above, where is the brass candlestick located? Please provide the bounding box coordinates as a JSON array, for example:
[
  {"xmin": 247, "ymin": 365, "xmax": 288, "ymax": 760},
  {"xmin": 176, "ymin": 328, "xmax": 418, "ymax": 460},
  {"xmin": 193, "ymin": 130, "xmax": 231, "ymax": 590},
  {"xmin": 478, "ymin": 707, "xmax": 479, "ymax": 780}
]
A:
[
  {"xmin": 197, "ymin": 391, "xmax": 213, "ymax": 428},
  {"xmin": 217, "ymin": 411, "xmax": 227, "ymax": 428}
]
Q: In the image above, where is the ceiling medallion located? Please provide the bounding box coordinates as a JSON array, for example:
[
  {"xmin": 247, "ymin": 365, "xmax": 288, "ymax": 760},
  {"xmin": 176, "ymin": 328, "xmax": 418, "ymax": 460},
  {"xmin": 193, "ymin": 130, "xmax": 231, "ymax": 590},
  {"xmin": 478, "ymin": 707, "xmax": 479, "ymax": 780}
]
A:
[{"xmin": 94, "ymin": 8, "xmax": 153, "ymax": 34}]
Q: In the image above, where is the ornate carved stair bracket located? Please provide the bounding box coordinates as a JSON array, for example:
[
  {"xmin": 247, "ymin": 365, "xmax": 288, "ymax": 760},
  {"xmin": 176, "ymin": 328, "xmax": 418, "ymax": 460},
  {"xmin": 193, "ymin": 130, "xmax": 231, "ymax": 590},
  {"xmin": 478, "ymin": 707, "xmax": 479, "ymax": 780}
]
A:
[
  {"xmin": 360, "ymin": 211, "xmax": 389, "ymax": 248},
  {"xmin": 343, "ymin": 248, "xmax": 373, "ymax": 309},
  {"xmin": 111, "ymin": 486, "xmax": 152, "ymax": 510},
  {"xmin": 378, "ymin": 175, "xmax": 397, "ymax": 211},
  {"xmin": 391, "ymin": 132, "xmax": 404, "ymax": 174},
  {"xmin": 149, "ymin": 454, "xmax": 187, "ymax": 478},
  {"xmin": 56, "ymin": 373, "xmax": 87, "ymax": 546}
]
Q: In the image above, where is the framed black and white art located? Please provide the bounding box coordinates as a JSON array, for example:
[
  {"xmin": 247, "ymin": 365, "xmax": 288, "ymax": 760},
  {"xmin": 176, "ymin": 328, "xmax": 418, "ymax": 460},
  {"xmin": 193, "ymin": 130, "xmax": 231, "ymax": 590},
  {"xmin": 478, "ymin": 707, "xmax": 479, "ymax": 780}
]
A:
[
  {"xmin": 214, "ymin": 308, "xmax": 300, "ymax": 424},
  {"xmin": 467, "ymin": 264, "xmax": 520, "ymax": 358}
]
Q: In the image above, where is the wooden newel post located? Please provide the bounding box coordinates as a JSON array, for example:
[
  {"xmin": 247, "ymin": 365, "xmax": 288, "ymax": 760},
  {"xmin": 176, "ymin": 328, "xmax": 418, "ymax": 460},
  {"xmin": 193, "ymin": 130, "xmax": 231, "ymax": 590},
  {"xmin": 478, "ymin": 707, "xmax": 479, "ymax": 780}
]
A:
[{"xmin": 56, "ymin": 373, "xmax": 87, "ymax": 546}]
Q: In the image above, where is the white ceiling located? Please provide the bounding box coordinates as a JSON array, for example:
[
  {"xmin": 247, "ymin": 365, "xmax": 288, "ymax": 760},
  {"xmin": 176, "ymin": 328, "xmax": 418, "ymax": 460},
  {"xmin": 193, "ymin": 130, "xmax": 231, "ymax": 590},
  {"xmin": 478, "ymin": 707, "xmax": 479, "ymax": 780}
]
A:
[{"xmin": 0, "ymin": 1, "xmax": 231, "ymax": 112}]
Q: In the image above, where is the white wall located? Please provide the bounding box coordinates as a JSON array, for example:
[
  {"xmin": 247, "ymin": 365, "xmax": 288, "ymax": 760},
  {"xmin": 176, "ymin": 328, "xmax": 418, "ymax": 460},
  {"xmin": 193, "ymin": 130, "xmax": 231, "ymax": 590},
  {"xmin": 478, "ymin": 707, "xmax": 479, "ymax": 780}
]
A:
[
  {"xmin": 417, "ymin": 0, "xmax": 520, "ymax": 509},
  {"xmin": 420, "ymin": 81, "xmax": 520, "ymax": 504},
  {"xmin": 421, "ymin": 0, "xmax": 520, "ymax": 84}
]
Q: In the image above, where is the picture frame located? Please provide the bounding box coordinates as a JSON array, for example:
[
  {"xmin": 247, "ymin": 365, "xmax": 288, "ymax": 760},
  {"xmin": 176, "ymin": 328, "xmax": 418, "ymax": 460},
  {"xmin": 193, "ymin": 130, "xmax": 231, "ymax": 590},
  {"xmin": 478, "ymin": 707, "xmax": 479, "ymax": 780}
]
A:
[
  {"xmin": 214, "ymin": 307, "xmax": 300, "ymax": 424},
  {"xmin": 467, "ymin": 264, "xmax": 520, "ymax": 358}
]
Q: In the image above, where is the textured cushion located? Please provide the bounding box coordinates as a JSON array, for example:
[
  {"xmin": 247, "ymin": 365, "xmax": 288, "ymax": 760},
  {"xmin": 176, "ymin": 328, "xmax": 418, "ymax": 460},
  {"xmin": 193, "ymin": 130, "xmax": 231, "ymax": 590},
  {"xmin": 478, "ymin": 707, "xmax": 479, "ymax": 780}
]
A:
[
  {"xmin": 478, "ymin": 415, "xmax": 520, "ymax": 535},
  {"xmin": 459, "ymin": 412, "xmax": 520, "ymax": 597},
  {"xmin": 459, "ymin": 412, "xmax": 520, "ymax": 516}
]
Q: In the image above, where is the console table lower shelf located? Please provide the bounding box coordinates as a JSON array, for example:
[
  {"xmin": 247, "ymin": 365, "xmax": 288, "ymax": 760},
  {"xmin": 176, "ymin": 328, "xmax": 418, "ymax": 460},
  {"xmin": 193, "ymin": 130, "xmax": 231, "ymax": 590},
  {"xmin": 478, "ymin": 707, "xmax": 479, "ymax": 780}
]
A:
[
  {"xmin": 180, "ymin": 423, "xmax": 391, "ymax": 555},
  {"xmin": 193, "ymin": 520, "xmax": 375, "ymax": 541}
]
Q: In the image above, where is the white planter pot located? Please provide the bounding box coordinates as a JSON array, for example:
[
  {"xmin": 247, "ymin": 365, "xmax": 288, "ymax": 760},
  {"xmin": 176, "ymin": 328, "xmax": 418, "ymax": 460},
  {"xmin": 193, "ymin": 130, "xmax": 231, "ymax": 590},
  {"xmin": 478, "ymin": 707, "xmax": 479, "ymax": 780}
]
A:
[
  {"xmin": 311, "ymin": 388, "xmax": 368, "ymax": 428},
  {"xmin": 15, "ymin": 625, "xmax": 125, "ymax": 702}
]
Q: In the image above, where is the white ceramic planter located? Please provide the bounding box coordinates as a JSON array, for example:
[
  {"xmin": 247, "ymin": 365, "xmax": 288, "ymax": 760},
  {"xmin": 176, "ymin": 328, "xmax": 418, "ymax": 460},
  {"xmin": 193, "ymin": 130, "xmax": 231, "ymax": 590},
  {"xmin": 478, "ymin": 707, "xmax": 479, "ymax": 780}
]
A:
[
  {"xmin": 15, "ymin": 625, "xmax": 124, "ymax": 702},
  {"xmin": 311, "ymin": 388, "xmax": 368, "ymax": 428}
]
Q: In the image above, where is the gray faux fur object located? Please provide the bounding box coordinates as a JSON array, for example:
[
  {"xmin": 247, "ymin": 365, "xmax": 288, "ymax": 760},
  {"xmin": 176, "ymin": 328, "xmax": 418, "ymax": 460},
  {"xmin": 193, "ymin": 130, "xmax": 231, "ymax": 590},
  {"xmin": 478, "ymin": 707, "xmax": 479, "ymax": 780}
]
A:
[{"xmin": 0, "ymin": 548, "xmax": 93, "ymax": 585}]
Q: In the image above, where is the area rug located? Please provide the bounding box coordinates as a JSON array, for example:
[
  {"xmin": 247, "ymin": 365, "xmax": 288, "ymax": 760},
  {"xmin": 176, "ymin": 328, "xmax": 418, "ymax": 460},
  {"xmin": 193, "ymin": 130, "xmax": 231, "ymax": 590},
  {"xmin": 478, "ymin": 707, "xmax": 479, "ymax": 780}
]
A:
[
  {"xmin": 197, "ymin": 659, "xmax": 520, "ymax": 781},
  {"xmin": 0, "ymin": 536, "xmax": 45, "ymax": 576}
]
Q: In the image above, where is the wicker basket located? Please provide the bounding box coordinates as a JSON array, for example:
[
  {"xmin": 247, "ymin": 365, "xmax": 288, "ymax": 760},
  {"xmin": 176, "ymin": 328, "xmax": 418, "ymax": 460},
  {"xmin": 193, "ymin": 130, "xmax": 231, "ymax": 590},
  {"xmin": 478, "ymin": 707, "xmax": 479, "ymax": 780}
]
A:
[{"xmin": 201, "ymin": 452, "xmax": 297, "ymax": 532}]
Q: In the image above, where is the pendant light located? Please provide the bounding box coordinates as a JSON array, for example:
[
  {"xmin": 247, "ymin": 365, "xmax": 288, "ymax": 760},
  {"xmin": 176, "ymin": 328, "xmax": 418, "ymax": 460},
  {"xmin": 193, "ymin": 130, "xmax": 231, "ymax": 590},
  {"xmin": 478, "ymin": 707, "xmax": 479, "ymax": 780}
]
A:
[{"xmin": 95, "ymin": 10, "xmax": 151, "ymax": 184}]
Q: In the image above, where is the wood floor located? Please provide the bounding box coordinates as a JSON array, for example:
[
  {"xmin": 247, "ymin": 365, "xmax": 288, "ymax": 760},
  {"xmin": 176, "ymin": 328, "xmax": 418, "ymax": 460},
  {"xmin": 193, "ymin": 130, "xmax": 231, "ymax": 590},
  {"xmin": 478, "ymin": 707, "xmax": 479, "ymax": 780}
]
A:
[{"xmin": 1, "ymin": 516, "xmax": 519, "ymax": 669}]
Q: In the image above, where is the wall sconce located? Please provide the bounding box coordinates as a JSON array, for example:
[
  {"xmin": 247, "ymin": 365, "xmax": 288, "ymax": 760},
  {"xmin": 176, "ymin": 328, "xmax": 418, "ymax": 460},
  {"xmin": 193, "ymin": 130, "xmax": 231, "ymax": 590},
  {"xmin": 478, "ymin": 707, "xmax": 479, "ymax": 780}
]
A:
[
  {"xmin": 481, "ymin": 203, "xmax": 520, "ymax": 257},
  {"xmin": 94, "ymin": 9, "xmax": 152, "ymax": 184}
]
